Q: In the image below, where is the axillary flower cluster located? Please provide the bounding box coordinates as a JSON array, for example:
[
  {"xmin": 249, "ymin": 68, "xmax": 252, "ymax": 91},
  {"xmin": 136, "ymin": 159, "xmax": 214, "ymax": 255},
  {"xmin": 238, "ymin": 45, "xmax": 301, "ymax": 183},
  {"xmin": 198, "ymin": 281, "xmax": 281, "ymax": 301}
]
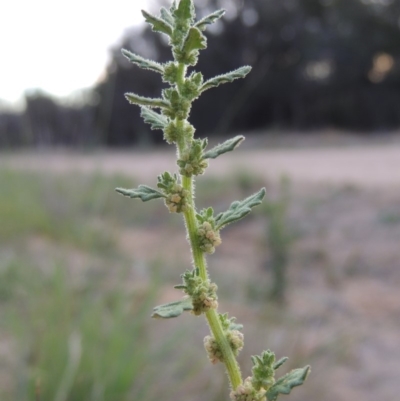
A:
[{"xmin": 116, "ymin": 1, "xmax": 310, "ymax": 400}]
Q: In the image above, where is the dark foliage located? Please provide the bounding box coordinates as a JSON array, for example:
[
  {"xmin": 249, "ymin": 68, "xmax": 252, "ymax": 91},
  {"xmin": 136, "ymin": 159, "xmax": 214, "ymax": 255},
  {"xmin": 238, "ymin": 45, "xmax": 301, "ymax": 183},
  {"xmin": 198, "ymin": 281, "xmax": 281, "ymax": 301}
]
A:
[
  {"xmin": 0, "ymin": 92, "xmax": 98, "ymax": 148},
  {"xmin": 2, "ymin": 0, "xmax": 400, "ymax": 147},
  {"xmin": 96, "ymin": 0, "xmax": 400, "ymax": 145}
]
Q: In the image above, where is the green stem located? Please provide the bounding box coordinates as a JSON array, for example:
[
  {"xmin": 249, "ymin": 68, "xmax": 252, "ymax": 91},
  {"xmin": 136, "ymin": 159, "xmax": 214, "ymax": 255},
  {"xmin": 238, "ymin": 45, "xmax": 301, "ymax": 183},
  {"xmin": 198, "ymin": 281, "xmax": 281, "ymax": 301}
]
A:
[
  {"xmin": 176, "ymin": 62, "xmax": 187, "ymax": 153},
  {"xmin": 181, "ymin": 175, "xmax": 207, "ymax": 281},
  {"xmin": 176, "ymin": 61, "xmax": 243, "ymax": 391},
  {"xmin": 206, "ymin": 309, "xmax": 243, "ymax": 389},
  {"xmin": 182, "ymin": 175, "xmax": 243, "ymax": 390}
]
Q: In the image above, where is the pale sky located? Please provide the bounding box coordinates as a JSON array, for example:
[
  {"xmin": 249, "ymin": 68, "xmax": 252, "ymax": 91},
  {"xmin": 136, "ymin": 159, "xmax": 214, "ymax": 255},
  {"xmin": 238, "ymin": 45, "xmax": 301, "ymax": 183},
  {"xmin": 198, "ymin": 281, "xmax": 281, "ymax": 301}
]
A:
[{"xmin": 1, "ymin": 0, "xmax": 152, "ymax": 107}]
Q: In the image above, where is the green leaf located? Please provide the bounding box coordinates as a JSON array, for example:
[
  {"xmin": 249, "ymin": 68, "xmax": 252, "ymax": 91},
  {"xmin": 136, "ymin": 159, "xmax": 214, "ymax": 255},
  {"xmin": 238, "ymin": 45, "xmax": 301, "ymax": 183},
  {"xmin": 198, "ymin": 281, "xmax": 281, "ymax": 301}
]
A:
[
  {"xmin": 121, "ymin": 49, "xmax": 164, "ymax": 74},
  {"xmin": 203, "ymin": 136, "xmax": 244, "ymax": 160},
  {"xmin": 273, "ymin": 357, "xmax": 288, "ymax": 370},
  {"xmin": 251, "ymin": 350, "xmax": 276, "ymax": 391},
  {"xmin": 125, "ymin": 93, "xmax": 170, "ymax": 109},
  {"xmin": 229, "ymin": 322, "xmax": 244, "ymax": 331},
  {"xmin": 182, "ymin": 27, "xmax": 207, "ymax": 54},
  {"xmin": 180, "ymin": 71, "xmax": 204, "ymax": 100},
  {"xmin": 266, "ymin": 366, "xmax": 310, "ymax": 401},
  {"xmin": 140, "ymin": 107, "xmax": 169, "ymax": 131},
  {"xmin": 195, "ymin": 9, "xmax": 225, "ymax": 31},
  {"xmin": 115, "ymin": 186, "xmax": 165, "ymax": 202},
  {"xmin": 160, "ymin": 7, "xmax": 174, "ymax": 26},
  {"xmin": 173, "ymin": 285, "xmax": 187, "ymax": 290},
  {"xmin": 152, "ymin": 298, "xmax": 193, "ymax": 318},
  {"xmin": 196, "ymin": 207, "xmax": 214, "ymax": 224},
  {"xmin": 163, "ymin": 62, "xmax": 180, "ymax": 84},
  {"xmin": 218, "ymin": 313, "xmax": 243, "ymax": 331},
  {"xmin": 142, "ymin": 10, "xmax": 173, "ymax": 36},
  {"xmin": 157, "ymin": 171, "xmax": 178, "ymax": 192},
  {"xmin": 215, "ymin": 188, "xmax": 266, "ymax": 230},
  {"xmin": 174, "ymin": 0, "xmax": 195, "ymax": 24},
  {"xmin": 170, "ymin": 1, "xmax": 177, "ymax": 14},
  {"xmin": 201, "ymin": 66, "xmax": 252, "ymax": 92}
]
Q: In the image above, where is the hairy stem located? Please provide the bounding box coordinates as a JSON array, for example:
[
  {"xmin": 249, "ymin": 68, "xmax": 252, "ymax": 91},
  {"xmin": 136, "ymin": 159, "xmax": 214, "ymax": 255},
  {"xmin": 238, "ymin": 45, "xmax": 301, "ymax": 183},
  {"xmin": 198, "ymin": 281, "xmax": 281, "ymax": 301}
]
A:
[
  {"xmin": 175, "ymin": 60, "xmax": 243, "ymax": 390},
  {"xmin": 176, "ymin": 62, "xmax": 187, "ymax": 153},
  {"xmin": 182, "ymin": 172, "xmax": 243, "ymax": 390}
]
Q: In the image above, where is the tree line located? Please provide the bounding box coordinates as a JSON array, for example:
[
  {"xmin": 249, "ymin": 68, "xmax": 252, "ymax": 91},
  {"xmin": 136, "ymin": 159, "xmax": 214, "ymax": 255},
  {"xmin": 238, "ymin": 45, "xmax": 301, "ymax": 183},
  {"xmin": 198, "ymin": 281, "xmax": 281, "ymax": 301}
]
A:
[{"xmin": 2, "ymin": 0, "xmax": 400, "ymax": 147}]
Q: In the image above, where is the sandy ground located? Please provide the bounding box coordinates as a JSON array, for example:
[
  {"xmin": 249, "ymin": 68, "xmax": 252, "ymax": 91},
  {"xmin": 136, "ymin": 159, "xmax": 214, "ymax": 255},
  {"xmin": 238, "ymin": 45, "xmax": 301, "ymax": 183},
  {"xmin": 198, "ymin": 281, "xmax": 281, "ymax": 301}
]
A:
[{"xmin": 1, "ymin": 141, "xmax": 400, "ymax": 188}]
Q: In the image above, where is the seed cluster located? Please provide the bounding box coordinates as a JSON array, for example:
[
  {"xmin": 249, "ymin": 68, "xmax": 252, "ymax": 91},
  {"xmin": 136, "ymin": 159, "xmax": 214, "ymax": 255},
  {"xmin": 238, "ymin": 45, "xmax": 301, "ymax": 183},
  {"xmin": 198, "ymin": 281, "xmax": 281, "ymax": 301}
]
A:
[
  {"xmin": 165, "ymin": 184, "xmax": 190, "ymax": 213},
  {"xmin": 191, "ymin": 281, "xmax": 218, "ymax": 315},
  {"xmin": 177, "ymin": 151, "xmax": 208, "ymax": 177},
  {"xmin": 204, "ymin": 329, "xmax": 244, "ymax": 364},
  {"xmin": 197, "ymin": 221, "xmax": 221, "ymax": 254}
]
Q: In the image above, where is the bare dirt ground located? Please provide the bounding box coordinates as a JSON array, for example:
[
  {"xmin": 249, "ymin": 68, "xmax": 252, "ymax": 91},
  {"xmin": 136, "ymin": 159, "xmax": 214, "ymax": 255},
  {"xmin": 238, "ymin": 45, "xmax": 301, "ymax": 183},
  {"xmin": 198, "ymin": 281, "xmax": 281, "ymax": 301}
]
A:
[
  {"xmin": 2, "ymin": 136, "xmax": 400, "ymax": 401},
  {"xmin": 2, "ymin": 137, "xmax": 400, "ymax": 187}
]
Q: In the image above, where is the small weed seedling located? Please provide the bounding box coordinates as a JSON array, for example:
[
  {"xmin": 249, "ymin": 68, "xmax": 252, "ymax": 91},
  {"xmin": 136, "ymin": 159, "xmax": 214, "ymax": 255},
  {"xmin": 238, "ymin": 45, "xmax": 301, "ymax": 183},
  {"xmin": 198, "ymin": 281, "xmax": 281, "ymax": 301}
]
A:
[{"xmin": 116, "ymin": 1, "xmax": 310, "ymax": 400}]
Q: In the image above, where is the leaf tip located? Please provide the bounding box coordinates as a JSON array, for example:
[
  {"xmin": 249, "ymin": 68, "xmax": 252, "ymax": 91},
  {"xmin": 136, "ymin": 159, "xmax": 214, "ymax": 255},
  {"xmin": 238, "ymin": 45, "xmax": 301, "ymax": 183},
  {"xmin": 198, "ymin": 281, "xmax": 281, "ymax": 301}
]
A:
[
  {"xmin": 303, "ymin": 365, "xmax": 311, "ymax": 378},
  {"xmin": 115, "ymin": 187, "xmax": 126, "ymax": 195},
  {"xmin": 235, "ymin": 135, "xmax": 245, "ymax": 147},
  {"xmin": 243, "ymin": 65, "xmax": 252, "ymax": 74}
]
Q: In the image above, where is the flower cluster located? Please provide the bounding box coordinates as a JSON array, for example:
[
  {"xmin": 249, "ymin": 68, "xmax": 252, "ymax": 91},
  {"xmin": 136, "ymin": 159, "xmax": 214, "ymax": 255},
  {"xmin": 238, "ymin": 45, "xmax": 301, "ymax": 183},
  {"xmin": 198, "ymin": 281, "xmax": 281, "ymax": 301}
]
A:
[
  {"xmin": 191, "ymin": 280, "xmax": 218, "ymax": 315},
  {"xmin": 157, "ymin": 172, "xmax": 190, "ymax": 213},
  {"xmin": 204, "ymin": 329, "xmax": 244, "ymax": 364},
  {"xmin": 251, "ymin": 350, "xmax": 276, "ymax": 391},
  {"xmin": 177, "ymin": 138, "xmax": 208, "ymax": 176},
  {"xmin": 164, "ymin": 120, "xmax": 195, "ymax": 144},
  {"xmin": 176, "ymin": 268, "xmax": 218, "ymax": 315},
  {"xmin": 165, "ymin": 183, "xmax": 190, "ymax": 213},
  {"xmin": 197, "ymin": 221, "xmax": 221, "ymax": 254},
  {"xmin": 230, "ymin": 377, "xmax": 266, "ymax": 401}
]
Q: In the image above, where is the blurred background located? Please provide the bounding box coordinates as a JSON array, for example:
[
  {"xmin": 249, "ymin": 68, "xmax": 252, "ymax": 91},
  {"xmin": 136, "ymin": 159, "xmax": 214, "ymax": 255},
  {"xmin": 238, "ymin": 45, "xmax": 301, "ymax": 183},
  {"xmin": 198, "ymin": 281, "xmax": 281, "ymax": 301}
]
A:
[{"xmin": 1, "ymin": 0, "xmax": 400, "ymax": 400}]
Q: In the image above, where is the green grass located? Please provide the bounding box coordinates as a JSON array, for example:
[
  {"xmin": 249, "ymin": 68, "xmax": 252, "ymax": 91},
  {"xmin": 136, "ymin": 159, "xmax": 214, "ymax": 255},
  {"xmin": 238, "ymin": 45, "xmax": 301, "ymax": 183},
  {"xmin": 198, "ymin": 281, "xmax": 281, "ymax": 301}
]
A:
[
  {"xmin": 0, "ymin": 258, "xmax": 195, "ymax": 401},
  {"xmin": 0, "ymin": 168, "xmax": 217, "ymax": 401},
  {"xmin": 0, "ymin": 167, "xmax": 314, "ymax": 401},
  {"xmin": 0, "ymin": 170, "xmax": 110, "ymax": 250},
  {"xmin": 0, "ymin": 170, "xmax": 171, "ymax": 254}
]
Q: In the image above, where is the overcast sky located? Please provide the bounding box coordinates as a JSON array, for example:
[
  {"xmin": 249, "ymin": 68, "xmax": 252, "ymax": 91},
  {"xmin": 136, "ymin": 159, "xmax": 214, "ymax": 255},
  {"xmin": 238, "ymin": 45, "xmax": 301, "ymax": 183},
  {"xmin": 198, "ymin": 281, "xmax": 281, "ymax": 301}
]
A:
[{"xmin": 1, "ymin": 0, "xmax": 152, "ymax": 107}]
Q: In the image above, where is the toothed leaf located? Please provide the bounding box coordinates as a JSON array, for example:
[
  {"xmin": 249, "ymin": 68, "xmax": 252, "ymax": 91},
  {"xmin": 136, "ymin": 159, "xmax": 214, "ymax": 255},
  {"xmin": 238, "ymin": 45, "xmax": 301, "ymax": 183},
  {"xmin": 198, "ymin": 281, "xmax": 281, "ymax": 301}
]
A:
[
  {"xmin": 174, "ymin": 0, "xmax": 195, "ymax": 24},
  {"xmin": 266, "ymin": 366, "xmax": 311, "ymax": 401},
  {"xmin": 115, "ymin": 186, "xmax": 165, "ymax": 202},
  {"xmin": 142, "ymin": 10, "xmax": 173, "ymax": 36},
  {"xmin": 170, "ymin": 1, "xmax": 177, "ymax": 13},
  {"xmin": 195, "ymin": 9, "xmax": 225, "ymax": 31},
  {"xmin": 203, "ymin": 135, "xmax": 244, "ymax": 160},
  {"xmin": 141, "ymin": 107, "xmax": 168, "ymax": 131},
  {"xmin": 121, "ymin": 49, "xmax": 164, "ymax": 74},
  {"xmin": 160, "ymin": 7, "xmax": 174, "ymax": 26},
  {"xmin": 201, "ymin": 66, "xmax": 252, "ymax": 92},
  {"xmin": 182, "ymin": 27, "xmax": 207, "ymax": 54},
  {"xmin": 152, "ymin": 298, "xmax": 193, "ymax": 318},
  {"xmin": 215, "ymin": 188, "xmax": 266, "ymax": 229},
  {"xmin": 125, "ymin": 93, "xmax": 169, "ymax": 109}
]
